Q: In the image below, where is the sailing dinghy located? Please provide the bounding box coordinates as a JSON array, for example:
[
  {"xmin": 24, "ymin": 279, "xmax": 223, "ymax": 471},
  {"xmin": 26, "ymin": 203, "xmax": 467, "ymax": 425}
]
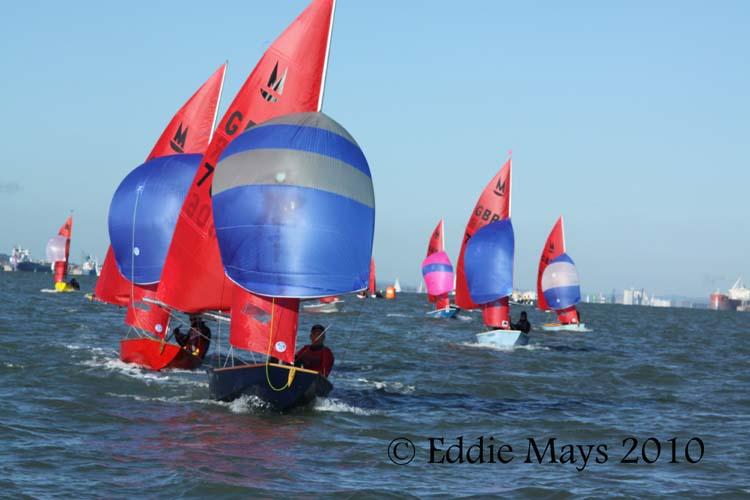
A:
[
  {"xmin": 101, "ymin": 64, "xmax": 226, "ymax": 370},
  {"xmin": 208, "ymin": 112, "xmax": 374, "ymax": 411},
  {"xmin": 422, "ymin": 219, "xmax": 459, "ymax": 318},
  {"xmin": 302, "ymin": 296, "xmax": 343, "ymax": 314},
  {"xmin": 155, "ymin": 0, "xmax": 336, "ymax": 316},
  {"xmin": 457, "ymin": 158, "xmax": 529, "ymax": 347},
  {"xmin": 537, "ymin": 217, "xmax": 588, "ymax": 332},
  {"xmin": 43, "ymin": 215, "xmax": 75, "ymax": 292}
]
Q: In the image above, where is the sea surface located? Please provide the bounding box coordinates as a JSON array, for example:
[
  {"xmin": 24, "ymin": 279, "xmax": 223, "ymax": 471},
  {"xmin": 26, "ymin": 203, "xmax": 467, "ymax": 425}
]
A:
[{"xmin": 1, "ymin": 272, "xmax": 748, "ymax": 498}]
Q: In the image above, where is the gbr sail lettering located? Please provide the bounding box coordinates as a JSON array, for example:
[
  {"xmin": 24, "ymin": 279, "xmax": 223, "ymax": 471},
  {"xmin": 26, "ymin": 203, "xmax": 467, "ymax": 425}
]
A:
[{"xmin": 474, "ymin": 204, "xmax": 502, "ymax": 224}]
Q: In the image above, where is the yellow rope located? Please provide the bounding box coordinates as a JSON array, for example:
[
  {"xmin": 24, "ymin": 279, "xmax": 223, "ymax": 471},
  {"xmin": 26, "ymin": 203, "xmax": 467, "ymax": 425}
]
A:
[{"xmin": 264, "ymin": 297, "xmax": 293, "ymax": 392}]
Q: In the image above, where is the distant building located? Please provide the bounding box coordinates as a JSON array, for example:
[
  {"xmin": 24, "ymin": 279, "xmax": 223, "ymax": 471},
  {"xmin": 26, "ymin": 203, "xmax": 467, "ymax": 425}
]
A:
[
  {"xmin": 583, "ymin": 292, "xmax": 609, "ymax": 304},
  {"xmin": 622, "ymin": 288, "xmax": 671, "ymax": 308}
]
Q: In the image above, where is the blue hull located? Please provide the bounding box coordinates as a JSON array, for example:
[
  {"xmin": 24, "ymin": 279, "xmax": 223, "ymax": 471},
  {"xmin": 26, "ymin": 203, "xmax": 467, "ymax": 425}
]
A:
[{"xmin": 425, "ymin": 306, "xmax": 459, "ymax": 319}]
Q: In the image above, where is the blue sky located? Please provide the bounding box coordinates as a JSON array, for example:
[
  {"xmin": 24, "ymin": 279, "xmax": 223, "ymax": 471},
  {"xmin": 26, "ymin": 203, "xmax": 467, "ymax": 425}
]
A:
[{"xmin": 1, "ymin": 1, "xmax": 747, "ymax": 297}]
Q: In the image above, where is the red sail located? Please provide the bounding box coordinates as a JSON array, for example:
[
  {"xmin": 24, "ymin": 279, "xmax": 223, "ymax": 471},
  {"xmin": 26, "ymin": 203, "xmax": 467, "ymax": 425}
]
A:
[
  {"xmin": 368, "ymin": 258, "xmax": 376, "ymax": 295},
  {"xmin": 93, "ymin": 64, "xmax": 226, "ymax": 337},
  {"xmin": 426, "ymin": 219, "xmax": 444, "ymax": 256},
  {"xmin": 53, "ymin": 216, "xmax": 73, "ymax": 283},
  {"xmin": 157, "ymin": 0, "xmax": 335, "ymax": 313},
  {"xmin": 93, "ymin": 248, "xmax": 130, "ymax": 305},
  {"xmin": 147, "ymin": 64, "xmax": 226, "ymax": 160},
  {"xmin": 229, "ymin": 293, "xmax": 300, "ymax": 364},
  {"xmin": 536, "ymin": 216, "xmax": 565, "ymax": 312},
  {"xmin": 426, "ymin": 219, "xmax": 444, "ymax": 303},
  {"xmin": 455, "ymin": 158, "xmax": 512, "ymax": 310}
]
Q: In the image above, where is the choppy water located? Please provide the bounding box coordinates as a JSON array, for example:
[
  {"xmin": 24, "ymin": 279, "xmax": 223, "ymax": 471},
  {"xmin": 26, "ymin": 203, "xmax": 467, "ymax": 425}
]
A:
[{"xmin": 1, "ymin": 272, "xmax": 748, "ymax": 498}]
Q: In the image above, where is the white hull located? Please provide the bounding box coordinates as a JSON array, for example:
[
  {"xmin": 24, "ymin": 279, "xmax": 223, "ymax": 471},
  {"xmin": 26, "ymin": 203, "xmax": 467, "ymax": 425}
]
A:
[
  {"xmin": 302, "ymin": 301, "xmax": 341, "ymax": 314},
  {"xmin": 540, "ymin": 323, "xmax": 589, "ymax": 332},
  {"xmin": 475, "ymin": 329, "xmax": 529, "ymax": 348}
]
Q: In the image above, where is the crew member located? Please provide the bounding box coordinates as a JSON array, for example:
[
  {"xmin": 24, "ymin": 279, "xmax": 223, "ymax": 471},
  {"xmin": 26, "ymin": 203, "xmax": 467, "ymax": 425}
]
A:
[
  {"xmin": 68, "ymin": 278, "xmax": 80, "ymax": 290},
  {"xmin": 174, "ymin": 315, "xmax": 211, "ymax": 357},
  {"xmin": 295, "ymin": 324, "xmax": 334, "ymax": 377},
  {"xmin": 511, "ymin": 311, "xmax": 531, "ymax": 333}
]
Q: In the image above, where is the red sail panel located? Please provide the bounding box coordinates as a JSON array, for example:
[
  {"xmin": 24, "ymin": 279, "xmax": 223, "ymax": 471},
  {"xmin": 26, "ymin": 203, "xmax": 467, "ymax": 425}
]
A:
[
  {"xmin": 455, "ymin": 158, "xmax": 512, "ymax": 309},
  {"xmin": 536, "ymin": 216, "xmax": 565, "ymax": 312},
  {"xmin": 426, "ymin": 219, "xmax": 444, "ymax": 303},
  {"xmin": 229, "ymin": 293, "xmax": 300, "ymax": 364},
  {"xmin": 435, "ymin": 294, "xmax": 451, "ymax": 309},
  {"xmin": 482, "ymin": 297, "xmax": 510, "ymax": 329},
  {"xmin": 93, "ymin": 248, "xmax": 129, "ymax": 306},
  {"xmin": 94, "ymin": 65, "xmax": 227, "ymax": 308},
  {"xmin": 426, "ymin": 219, "xmax": 444, "ymax": 256},
  {"xmin": 557, "ymin": 306, "xmax": 579, "ymax": 324},
  {"xmin": 368, "ymin": 258, "xmax": 376, "ymax": 295},
  {"xmin": 124, "ymin": 284, "xmax": 170, "ymax": 337},
  {"xmin": 157, "ymin": 0, "xmax": 335, "ymax": 313},
  {"xmin": 54, "ymin": 216, "xmax": 73, "ymax": 283},
  {"xmin": 147, "ymin": 63, "xmax": 227, "ymax": 160}
]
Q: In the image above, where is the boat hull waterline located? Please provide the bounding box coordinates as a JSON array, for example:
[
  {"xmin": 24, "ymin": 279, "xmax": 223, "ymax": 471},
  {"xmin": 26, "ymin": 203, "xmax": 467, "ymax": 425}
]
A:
[
  {"xmin": 208, "ymin": 363, "xmax": 332, "ymax": 411},
  {"xmin": 540, "ymin": 322, "xmax": 590, "ymax": 332},
  {"xmin": 425, "ymin": 305, "xmax": 460, "ymax": 319},
  {"xmin": 475, "ymin": 329, "xmax": 529, "ymax": 348},
  {"xmin": 120, "ymin": 338, "xmax": 205, "ymax": 371},
  {"xmin": 302, "ymin": 301, "xmax": 341, "ymax": 314}
]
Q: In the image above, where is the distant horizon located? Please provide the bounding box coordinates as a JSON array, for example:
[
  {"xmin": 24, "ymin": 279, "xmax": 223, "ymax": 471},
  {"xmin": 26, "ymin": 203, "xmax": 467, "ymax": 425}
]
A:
[{"xmin": 1, "ymin": 1, "xmax": 748, "ymax": 298}]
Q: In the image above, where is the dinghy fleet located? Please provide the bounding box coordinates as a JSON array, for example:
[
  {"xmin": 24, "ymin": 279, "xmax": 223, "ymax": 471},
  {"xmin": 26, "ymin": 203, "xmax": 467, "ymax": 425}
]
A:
[{"xmin": 47, "ymin": 0, "xmax": 589, "ymax": 411}]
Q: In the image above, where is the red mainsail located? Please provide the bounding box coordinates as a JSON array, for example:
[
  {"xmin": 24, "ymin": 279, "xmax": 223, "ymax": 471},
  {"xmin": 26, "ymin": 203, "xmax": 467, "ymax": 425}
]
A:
[
  {"xmin": 455, "ymin": 158, "xmax": 512, "ymax": 310},
  {"xmin": 368, "ymin": 258, "xmax": 377, "ymax": 295},
  {"xmin": 536, "ymin": 216, "xmax": 565, "ymax": 312},
  {"xmin": 93, "ymin": 64, "xmax": 226, "ymax": 335},
  {"xmin": 229, "ymin": 293, "xmax": 300, "ymax": 364},
  {"xmin": 147, "ymin": 64, "xmax": 226, "ymax": 161},
  {"xmin": 426, "ymin": 219, "xmax": 444, "ymax": 256},
  {"xmin": 53, "ymin": 216, "xmax": 73, "ymax": 283},
  {"xmin": 157, "ymin": 0, "xmax": 335, "ymax": 314}
]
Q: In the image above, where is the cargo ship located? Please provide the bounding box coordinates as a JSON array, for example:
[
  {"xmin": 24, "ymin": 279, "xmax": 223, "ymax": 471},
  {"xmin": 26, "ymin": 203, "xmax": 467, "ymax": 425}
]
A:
[
  {"xmin": 9, "ymin": 246, "xmax": 52, "ymax": 273},
  {"xmin": 710, "ymin": 278, "xmax": 749, "ymax": 311}
]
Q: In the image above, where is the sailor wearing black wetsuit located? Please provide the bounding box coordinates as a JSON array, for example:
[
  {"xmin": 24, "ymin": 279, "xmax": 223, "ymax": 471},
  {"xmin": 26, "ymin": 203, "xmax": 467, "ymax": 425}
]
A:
[
  {"xmin": 511, "ymin": 311, "xmax": 531, "ymax": 333},
  {"xmin": 174, "ymin": 315, "xmax": 211, "ymax": 357}
]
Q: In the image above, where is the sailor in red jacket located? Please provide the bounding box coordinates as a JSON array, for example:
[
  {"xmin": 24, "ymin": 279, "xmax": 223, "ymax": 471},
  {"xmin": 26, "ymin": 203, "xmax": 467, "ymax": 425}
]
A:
[{"xmin": 295, "ymin": 324, "xmax": 334, "ymax": 377}]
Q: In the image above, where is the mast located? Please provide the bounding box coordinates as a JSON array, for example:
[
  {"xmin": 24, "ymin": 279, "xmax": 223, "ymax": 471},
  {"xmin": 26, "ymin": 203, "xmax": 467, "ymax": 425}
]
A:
[
  {"xmin": 440, "ymin": 218, "xmax": 445, "ymax": 252},
  {"xmin": 317, "ymin": 0, "xmax": 336, "ymax": 111},
  {"xmin": 208, "ymin": 62, "xmax": 228, "ymax": 144},
  {"xmin": 507, "ymin": 155, "xmax": 513, "ymax": 219}
]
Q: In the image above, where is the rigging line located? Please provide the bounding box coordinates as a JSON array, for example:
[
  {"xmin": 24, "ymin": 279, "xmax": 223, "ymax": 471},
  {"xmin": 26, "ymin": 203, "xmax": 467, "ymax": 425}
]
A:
[
  {"xmin": 217, "ymin": 268, "xmax": 228, "ymax": 367},
  {"xmin": 333, "ymin": 292, "xmax": 366, "ymax": 381},
  {"xmin": 265, "ymin": 297, "xmax": 292, "ymax": 392},
  {"xmin": 128, "ymin": 185, "xmax": 148, "ymax": 335}
]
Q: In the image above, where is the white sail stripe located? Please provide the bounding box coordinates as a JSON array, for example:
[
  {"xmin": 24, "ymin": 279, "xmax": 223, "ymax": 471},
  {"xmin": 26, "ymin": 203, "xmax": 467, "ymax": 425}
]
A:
[{"xmin": 541, "ymin": 261, "xmax": 579, "ymax": 291}]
